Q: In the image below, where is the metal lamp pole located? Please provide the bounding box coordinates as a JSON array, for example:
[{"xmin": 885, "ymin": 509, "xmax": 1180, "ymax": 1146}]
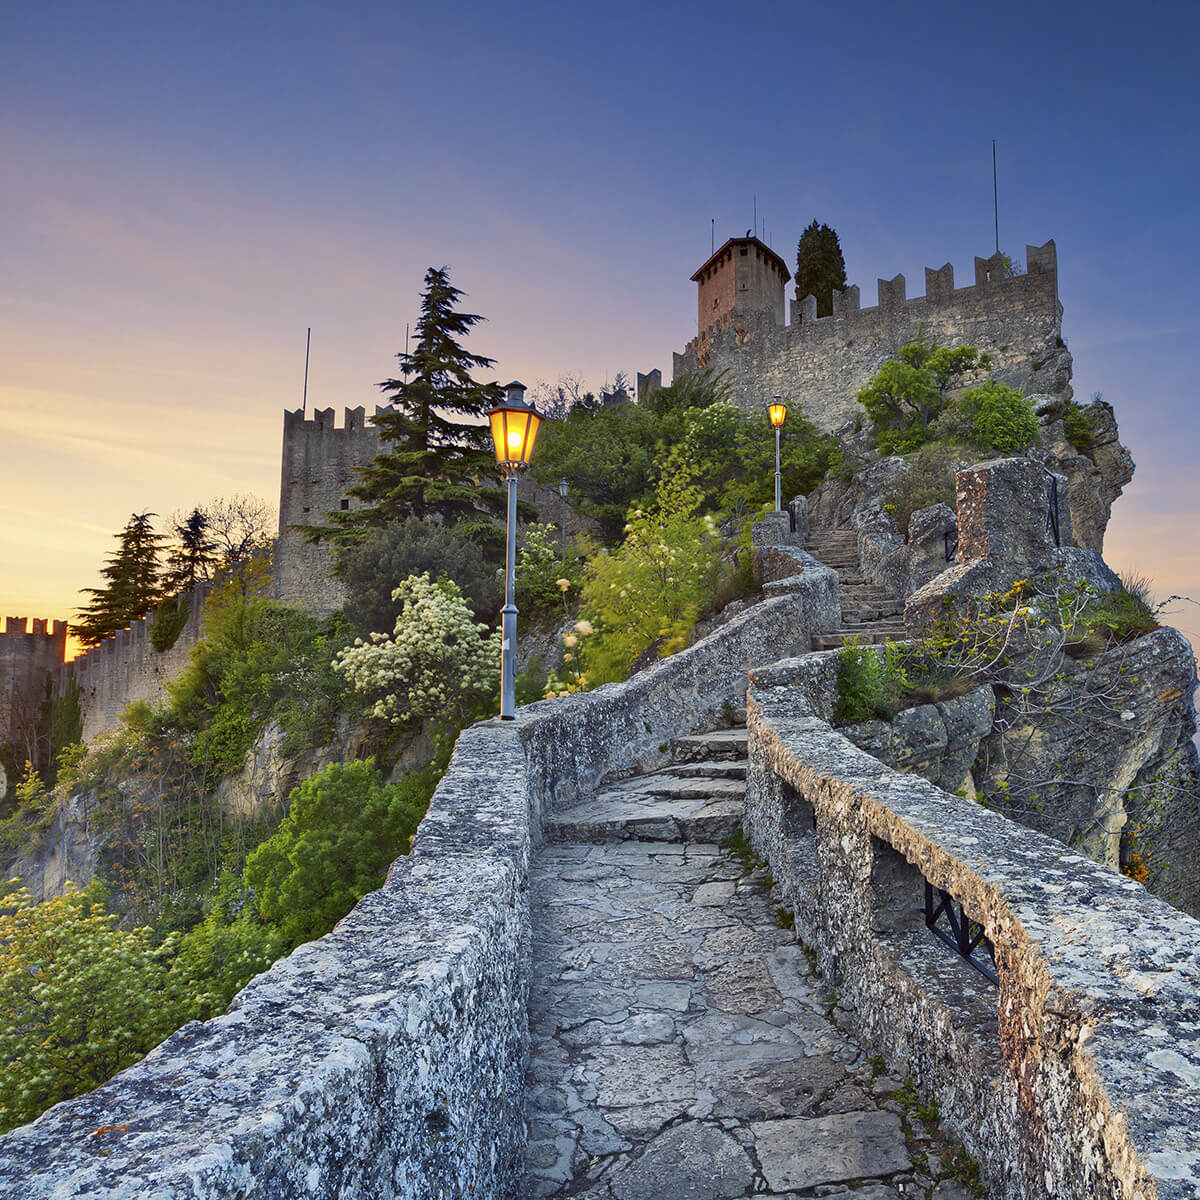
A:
[
  {"xmin": 489, "ymin": 382, "xmax": 543, "ymax": 721},
  {"xmin": 500, "ymin": 465, "xmax": 520, "ymax": 719},
  {"xmin": 768, "ymin": 397, "xmax": 787, "ymax": 513},
  {"xmin": 558, "ymin": 477, "xmax": 569, "ymax": 553}
]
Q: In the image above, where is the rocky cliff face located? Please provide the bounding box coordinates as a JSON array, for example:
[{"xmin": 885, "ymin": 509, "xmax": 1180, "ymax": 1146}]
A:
[
  {"xmin": 3, "ymin": 718, "xmax": 356, "ymax": 905},
  {"xmin": 805, "ymin": 398, "xmax": 1135, "ymax": 602}
]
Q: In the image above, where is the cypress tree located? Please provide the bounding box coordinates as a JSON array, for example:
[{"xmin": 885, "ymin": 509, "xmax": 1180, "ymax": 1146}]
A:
[
  {"xmin": 320, "ymin": 267, "xmax": 507, "ymax": 546},
  {"xmin": 165, "ymin": 508, "xmax": 218, "ymax": 591},
  {"xmin": 73, "ymin": 513, "xmax": 165, "ymax": 646},
  {"xmin": 794, "ymin": 220, "xmax": 848, "ymax": 318}
]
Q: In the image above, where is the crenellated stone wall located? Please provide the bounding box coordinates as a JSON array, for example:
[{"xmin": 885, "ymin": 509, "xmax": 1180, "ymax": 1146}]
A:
[
  {"xmin": 60, "ymin": 586, "xmax": 211, "ymax": 744},
  {"xmin": 671, "ymin": 241, "xmax": 1072, "ymax": 431}
]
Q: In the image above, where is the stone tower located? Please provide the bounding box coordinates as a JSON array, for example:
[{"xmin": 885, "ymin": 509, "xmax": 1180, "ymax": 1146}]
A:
[
  {"xmin": 691, "ymin": 236, "xmax": 791, "ymax": 339},
  {"xmin": 272, "ymin": 406, "xmax": 389, "ymax": 616}
]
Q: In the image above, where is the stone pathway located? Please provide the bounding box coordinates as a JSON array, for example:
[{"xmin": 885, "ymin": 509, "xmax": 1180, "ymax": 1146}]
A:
[
  {"xmin": 804, "ymin": 526, "xmax": 906, "ymax": 651},
  {"xmin": 524, "ymin": 729, "xmax": 982, "ymax": 1200}
]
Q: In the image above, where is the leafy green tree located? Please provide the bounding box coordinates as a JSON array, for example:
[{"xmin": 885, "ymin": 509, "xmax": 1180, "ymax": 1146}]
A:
[
  {"xmin": 856, "ymin": 337, "xmax": 992, "ymax": 454},
  {"xmin": 172, "ymin": 873, "xmax": 284, "ymax": 1015},
  {"xmin": 533, "ymin": 369, "xmax": 729, "ymax": 542},
  {"xmin": 673, "ymin": 402, "xmax": 841, "ymax": 519},
  {"xmin": 571, "ymin": 461, "xmax": 725, "ymax": 686},
  {"xmin": 244, "ymin": 759, "xmax": 433, "ymax": 949},
  {"xmin": 73, "ymin": 513, "xmax": 165, "ymax": 646},
  {"xmin": 794, "ymin": 220, "xmax": 848, "ymax": 317},
  {"xmin": 0, "ymin": 885, "xmax": 200, "ymax": 1134},
  {"xmin": 333, "ymin": 516, "xmax": 498, "ymax": 634},
  {"xmin": 317, "ymin": 267, "xmax": 507, "ymax": 547}
]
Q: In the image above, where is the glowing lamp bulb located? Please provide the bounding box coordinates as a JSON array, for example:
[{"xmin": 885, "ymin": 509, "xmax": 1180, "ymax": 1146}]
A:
[{"xmin": 507, "ymin": 429, "xmax": 523, "ymax": 450}]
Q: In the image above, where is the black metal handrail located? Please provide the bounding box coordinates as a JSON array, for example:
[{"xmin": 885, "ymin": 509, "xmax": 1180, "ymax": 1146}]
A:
[
  {"xmin": 924, "ymin": 881, "xmax": 998, "ymax": 985},
  {"xmin": 1046, "ymin": 475, "xmax": 1060, "ymax": 547}
]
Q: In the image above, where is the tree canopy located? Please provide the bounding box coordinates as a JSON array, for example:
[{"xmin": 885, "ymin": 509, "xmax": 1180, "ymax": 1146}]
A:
[
  {"xmin": 315, "ymin": 267, "xmax": 508, "ymax": 548},
  {"xmin": 73, "ymin": 512, "xmax": 164, "ymax": 646},
  {"xmin": 794, "ymin": 220, "xmax": 848, "ymax": 318}
]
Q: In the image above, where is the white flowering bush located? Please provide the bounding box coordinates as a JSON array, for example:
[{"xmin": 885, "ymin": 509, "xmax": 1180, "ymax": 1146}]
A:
[{"xmin": 333, "ymin": 573, "xmax": 501, "ymax": 728}]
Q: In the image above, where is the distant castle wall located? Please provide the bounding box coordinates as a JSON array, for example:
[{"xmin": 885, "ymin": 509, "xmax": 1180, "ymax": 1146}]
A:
[
  {"xmin": 672, "ymin": 241, "xmax": 1072, "ymax": 431},
  {"xmin": 60, "ymin": 586, "xmax": 210, "ymax": 744},
  {"xmin": 0, "ymin": 618, "xmax": 68, "ymax": 763}
]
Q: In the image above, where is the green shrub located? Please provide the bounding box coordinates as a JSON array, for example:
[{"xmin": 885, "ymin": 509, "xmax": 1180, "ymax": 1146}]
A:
[
  {"xmin": 942, "ymin": 381, "xmax": 1040, "ymax": 454},
  {"xmin": 1040, "ymin": 399, "xmax": 1096, "ymax": 454},
  {"xmin": 244, "ymin": 758, "xmax": 434, "ymax": 950},
  {"xmin": 857, "ymin": 337, "xmax": 991, "ymax": 454},
  {"xmin": 172, "ymin": 872, "xmax": 284, "ymax": 1016},
  {"xmin": 574, "ymin": 462, "xmax": 724, "ymax": 686},
  {"xmin": 333, "ymin": 517, "xmax": 498, "ymax": 633},
  {"xmin": 516, "ymin": 523, "xmax": 586, "ymax": 619},
  {"xmin": 149, "ymin": 594, "xmax": 191, "ymax": 652},
  {"xmin": 883, "ymin": 442, "xmax": 971, "ymax": 534},
  {"xmin": 833, "ymin": 640, "xmax": 909, "ymax": 724}
]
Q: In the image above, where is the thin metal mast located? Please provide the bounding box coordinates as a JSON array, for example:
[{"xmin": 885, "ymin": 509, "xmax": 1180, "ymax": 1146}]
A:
[
  {"xmin": 993, "ymin": 140, "xmax": 999, "ymax": 255},
  {"xmin": 302, "ymin": 327, "xmax": 310, "ymax": 417}
]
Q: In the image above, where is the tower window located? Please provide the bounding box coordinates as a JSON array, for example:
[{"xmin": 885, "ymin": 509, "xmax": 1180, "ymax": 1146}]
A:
[{"xmin": 340, "ymin": 499, "xmax": 350, "ymax": 510}]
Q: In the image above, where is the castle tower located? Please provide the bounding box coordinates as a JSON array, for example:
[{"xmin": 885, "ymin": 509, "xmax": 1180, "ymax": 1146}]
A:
[
  {"xmin": 272, "ymin": 406, "xmax": 386, "ymax": 615},
  {"xmin": 0, "ymin": 617, "xmax": 67, "ymax": 770},
  {"xmin": 691, "ymin": 236, "xmax": 791, "ymax": 338}
]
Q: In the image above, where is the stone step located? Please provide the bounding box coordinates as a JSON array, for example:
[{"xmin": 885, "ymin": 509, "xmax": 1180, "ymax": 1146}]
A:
[
  {"xmin": 813, "ymin": 629, "xmax": 907, "ymax": 650},
  {"xmin": 543, "ymin": 786, "xmax": 744, "ymax": 844},
  {"xmin": 610, "ymin": 774, "xmax": 746, "ymax": 802},
  {"xmin": 670, "ymin": 761, "xmax": 747, "ymax": 780},
  {"xmin": 670, "ymin": 728, "xmax": 749, "ymax": 763}
]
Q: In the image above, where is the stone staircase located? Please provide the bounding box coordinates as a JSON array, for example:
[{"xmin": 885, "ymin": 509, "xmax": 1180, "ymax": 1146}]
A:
[
  {"xmin": 525, "ymin": 725, "xmax": 959, "ymax": 1198},
  {"xmin": 804, "ymin": 526, "xmax": 906, "ymax": 651}
]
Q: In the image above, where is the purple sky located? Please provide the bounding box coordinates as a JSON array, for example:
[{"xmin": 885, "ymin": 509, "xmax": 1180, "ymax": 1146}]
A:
[{"xmin": 2, "ymin": 1, "xmax": 1198, "ymax": 651}]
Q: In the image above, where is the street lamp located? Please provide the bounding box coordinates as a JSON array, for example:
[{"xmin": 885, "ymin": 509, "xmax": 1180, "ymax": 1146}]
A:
[
  {"xmin": 557, "ymin": 477, "xmax": 570, "ymax": 552},
  {"xmin": 768, "ymin": 397, "xmax": 787, "ymax": 513},
  {"xmin": 488, "ymin": 382, "xmax": 543, "ymax": 720}
]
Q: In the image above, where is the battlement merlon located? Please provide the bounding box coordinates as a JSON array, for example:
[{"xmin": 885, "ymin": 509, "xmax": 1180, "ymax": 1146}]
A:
[
  {"xmin": 671, "ymin": 239, "xmax": 1071, "ymax": 431},
  {"xmin": 281, "ymin": 404, "xmax": 395, "ymax": 435},
  {"xmin": 1, "ymin": 616, "xmax": 68, "ymax": 644}
]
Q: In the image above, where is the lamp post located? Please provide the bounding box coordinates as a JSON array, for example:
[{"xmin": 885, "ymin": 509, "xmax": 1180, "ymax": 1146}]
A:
[
  {"xmin": 557, "ymin": 477, "xmax": 570, "ymax": 552},
  {"xmin": 488, "ymin": 382, "xmax": 543, "ymax": 720},
  {"xmin": 768, "ymin": 397, "xmax": 787, "ymax": 513}
]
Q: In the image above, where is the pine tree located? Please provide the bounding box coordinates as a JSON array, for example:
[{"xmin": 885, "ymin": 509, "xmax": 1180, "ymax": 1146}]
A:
[
  {"xmin": 165, "ymin": 508, "xmax": 218, "ymax": 591},
  {"xmin": 73, "ymin": 513, "xmax": 164, "ymax": 646},
  {"xmin": 318, "ymin": 267, "xmax": 508, "ymax": 546},
  {"xmin": 794, "ymin": 220, "xmax": 848, "ymax": 318}
]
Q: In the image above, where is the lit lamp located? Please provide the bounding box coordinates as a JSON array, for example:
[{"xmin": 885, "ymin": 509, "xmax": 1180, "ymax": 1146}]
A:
[
  {"xmin": 557, "ymin": 477, "xmax": 570, "ymax": 552},
  {"xmin": 488, "ymin": 381, "xmax": 543, "ymax": 720},
  {"xmin": 768, "ymin": 397, "xmax": 787, "ymax": 513}
]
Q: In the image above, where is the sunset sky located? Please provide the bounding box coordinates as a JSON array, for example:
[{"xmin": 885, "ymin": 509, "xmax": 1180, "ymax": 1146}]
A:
[{"xmin": 3, "ymin": 2, "xmax": 1198, "ymax": 651}]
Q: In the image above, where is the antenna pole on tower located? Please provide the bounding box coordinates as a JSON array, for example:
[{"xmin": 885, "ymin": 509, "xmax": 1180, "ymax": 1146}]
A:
[
  {"xmin": 711, "ymin": 218, "xmax": 714, "ymax": 255},
  {"xmin": 302, "ymin": 327, "xmax": 311, "ymax": 417},
  {"xmin": 753, "ymin": 194, "xmax": 757, "ymax": 238},
  {"xmin": 992, "ymin": 139, "xmax": 999, "ymax": 255}
]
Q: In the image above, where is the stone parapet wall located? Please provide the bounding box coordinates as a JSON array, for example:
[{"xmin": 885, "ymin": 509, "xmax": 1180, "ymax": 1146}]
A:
[
  {"xmin": 0, "ymin": 570, "xmax": 839, "ymax": 1199},
  {"xmin": 744, "ymin": 652, "xmax": 1200, "ymax": 1200},
  {"xmin": 672, "ymin": 242, "xmax": 1071, "ymax": 432}
]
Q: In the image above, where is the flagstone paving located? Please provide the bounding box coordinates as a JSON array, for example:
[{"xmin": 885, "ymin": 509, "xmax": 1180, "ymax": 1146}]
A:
[{"xmin": 524, "ymin": 729, "xmax": 985, "ymax": 1200}]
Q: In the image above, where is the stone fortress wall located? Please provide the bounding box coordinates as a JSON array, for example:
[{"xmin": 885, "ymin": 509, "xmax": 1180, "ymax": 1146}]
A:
[
  {"xmin": 60, "ymin": 586, "xmax": 211, "ymax": 744},
  {"xmin": 670, "ymin": 241, "xmax": 1073, "ymax": 431},
  {"xmin": 0, "ymin": 618, "xmax": 68, "ymax": 763}
]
